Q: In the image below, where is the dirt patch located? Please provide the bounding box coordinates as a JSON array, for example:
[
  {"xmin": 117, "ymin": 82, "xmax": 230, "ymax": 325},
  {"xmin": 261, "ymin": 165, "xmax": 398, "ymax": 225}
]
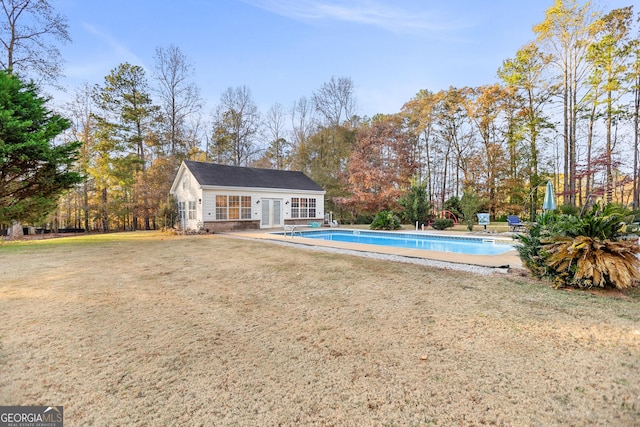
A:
[{"xmin": 1, "ymin": 232, "xmax": 639, "ymax": 425}]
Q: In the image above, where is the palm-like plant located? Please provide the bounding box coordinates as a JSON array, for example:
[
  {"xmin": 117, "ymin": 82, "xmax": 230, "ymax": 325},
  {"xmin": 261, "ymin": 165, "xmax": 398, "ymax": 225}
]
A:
[
  {"xmin": 546, "ymin": 236, "xmax": 640, "ymax": 289},
  {"xmin": 517, "ymin": 203, "xmax": 640, "ymax": 289},
  {"xmin": 556, "ymin": 204, "xmax": 632, "ymax": 240},
  {"xmin": 515, "ymin": 211, "xmax": 557, "ymax": 277}
]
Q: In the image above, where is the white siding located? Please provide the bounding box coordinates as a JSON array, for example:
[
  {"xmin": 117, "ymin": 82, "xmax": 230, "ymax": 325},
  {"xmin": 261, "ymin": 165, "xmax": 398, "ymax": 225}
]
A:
[
  {"xmin": 202, "ymin": 194, "xmax": 216, "ymax": 223},
  {"xmin": 170, "ymin": 161, "xmax": 326, "ymax": 231},
  {"xmin": 201, "ymin": 188, "xmax": 325, "ymax": 225},
  {"xmin": 170, "ymin": 167, "xmax": 202, "ymax": 230}
]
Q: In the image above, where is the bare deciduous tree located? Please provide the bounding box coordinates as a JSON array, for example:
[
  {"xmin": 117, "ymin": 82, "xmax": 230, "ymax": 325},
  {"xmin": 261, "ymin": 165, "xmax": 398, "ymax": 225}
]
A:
[
  {"xmin": 289, "ymin": 96, "xmax": 317, "ymax": 171},
  {"xmin": 210, "ymin": 86, "xmax": 261, "ymax": 166},
  {"xmin": 153, "ymin": 44, "xmax": 202, "ymax": 156},
  {"xmin": 312, "ymin": 76, "xmax": 357, "ymax": 127},
  {"xmin": 291, "ymin": 96, "xmax": 315, "ymax": 144},
  {"xmin": 263, "ymin": 102, "xmax": 289, "ymax": 169},
  {"xmin": 0, "ymin": 0, "xmax": 70, "ymax": 84}
]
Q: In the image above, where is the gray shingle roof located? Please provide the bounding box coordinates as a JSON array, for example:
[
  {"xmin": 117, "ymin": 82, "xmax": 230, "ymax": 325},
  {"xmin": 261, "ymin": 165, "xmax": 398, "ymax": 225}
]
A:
[{"xmin": 184, "ymin": 161, "xmax": 324, "ymax": 192}]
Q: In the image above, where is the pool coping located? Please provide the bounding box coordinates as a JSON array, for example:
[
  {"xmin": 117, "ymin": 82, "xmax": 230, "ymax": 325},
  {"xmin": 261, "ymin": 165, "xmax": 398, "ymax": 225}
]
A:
[{"xmin": 227, "ymin": 227, "xmax": 524, "ymax": 271}]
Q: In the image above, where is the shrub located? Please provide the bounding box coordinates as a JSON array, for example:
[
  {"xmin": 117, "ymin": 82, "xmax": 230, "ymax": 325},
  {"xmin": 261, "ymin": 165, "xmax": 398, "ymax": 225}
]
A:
[
  {"xmin": 432, "ymin": 218, "xmax": 454, "ymax": 230},
  {"xmin": 495, "ymin": 214, "xmax": 508, "ymax": 222},
  {"xmin": 443, "ymin": 196, "xmax": 463, "ymax": 220},
  {"xmin": 515, "ymin": 211, "xmax": 558, "ymax": 278},
  {"xmin": 516, "ymin": 204, "xmax": 640, "ymax": 289},
  {"xmin": 546, "ymin": 236, "xmax": 640, "ymax": 289},
  {"xmin": 370, "ymin": 210, "xmax": 401, "ymax": 230},
  {"xmin": 355, "ymin": 213, "xmax": 374, "ymax": 224},
  {"xmin": 559, "ymin": 204, "xmax": 579, "ymax": 216}
]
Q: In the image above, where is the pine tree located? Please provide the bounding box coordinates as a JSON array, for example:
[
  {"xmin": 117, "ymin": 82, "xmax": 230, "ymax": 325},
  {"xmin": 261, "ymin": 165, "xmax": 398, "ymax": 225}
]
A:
[{"xmin": 0, "ymin": 70, "xmax": 82, "ymax": 229}]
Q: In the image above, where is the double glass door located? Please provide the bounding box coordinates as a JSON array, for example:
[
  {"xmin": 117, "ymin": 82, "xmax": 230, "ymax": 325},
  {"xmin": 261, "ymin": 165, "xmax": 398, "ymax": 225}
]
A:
[{"xmin": 260, "ymin": 199, "xmax": 283, "ymax": 228}]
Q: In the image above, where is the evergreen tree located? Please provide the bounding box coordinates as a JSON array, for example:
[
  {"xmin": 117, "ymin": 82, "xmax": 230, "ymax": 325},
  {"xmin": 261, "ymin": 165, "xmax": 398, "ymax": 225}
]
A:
[
  {"xmin": 94, "ymin": 63, "xmax": 158, "ymax": 230},
  {"xmin": 398, "ymin": 180, "xmax": 431, "ymax": 225},
  {"xmin": 0, "ymin": 70, "xmax": 82, "ymax": 225}
]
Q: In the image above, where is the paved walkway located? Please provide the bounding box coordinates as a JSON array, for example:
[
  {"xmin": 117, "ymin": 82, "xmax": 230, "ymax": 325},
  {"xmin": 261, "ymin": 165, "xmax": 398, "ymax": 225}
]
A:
[{"xmin": 228, "ymin": 227, "xmax": 524, "ymax": 271}]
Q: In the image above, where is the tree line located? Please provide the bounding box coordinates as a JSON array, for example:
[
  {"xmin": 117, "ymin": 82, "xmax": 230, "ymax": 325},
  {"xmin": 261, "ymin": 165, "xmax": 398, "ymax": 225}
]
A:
[{"xmin": 3, "ymin": 0, "xmax": 640, "ymax": 232}]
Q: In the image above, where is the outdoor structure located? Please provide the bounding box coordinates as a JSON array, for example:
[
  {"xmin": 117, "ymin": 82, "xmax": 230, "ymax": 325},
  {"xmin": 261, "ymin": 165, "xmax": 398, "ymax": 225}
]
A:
[
  {"xmin": 477, "ymin": 213, "xmax": 490, "ymax": 230},
  {"xmin": 169, "ymin": 161, "xmax": 326, "ymax": 232}
]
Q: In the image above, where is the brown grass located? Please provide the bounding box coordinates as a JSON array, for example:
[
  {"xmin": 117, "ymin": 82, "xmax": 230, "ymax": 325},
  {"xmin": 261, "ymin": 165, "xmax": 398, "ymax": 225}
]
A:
[{"xmin": 1, "ymin": 231, "xmax": 639, "ymax": 426}]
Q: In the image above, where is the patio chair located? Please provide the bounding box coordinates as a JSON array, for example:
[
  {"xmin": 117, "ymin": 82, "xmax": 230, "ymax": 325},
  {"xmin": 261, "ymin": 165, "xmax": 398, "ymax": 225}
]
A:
[{"xmin": 507, "ymin": 215, "xmax": 526, "ymax": 232}]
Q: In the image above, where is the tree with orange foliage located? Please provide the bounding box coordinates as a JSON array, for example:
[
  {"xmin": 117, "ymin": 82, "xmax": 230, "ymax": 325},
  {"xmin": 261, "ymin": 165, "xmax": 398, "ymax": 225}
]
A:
[{"xmin": 344, "ymin": 114, "xmax": 418, "ymax": 215}]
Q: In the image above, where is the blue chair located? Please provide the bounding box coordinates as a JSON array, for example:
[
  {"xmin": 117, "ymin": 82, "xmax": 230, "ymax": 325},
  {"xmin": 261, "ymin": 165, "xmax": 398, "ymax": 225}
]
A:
[{"xmin": 507, "ymin": 215, "xmax": 526, "ymax": 232}]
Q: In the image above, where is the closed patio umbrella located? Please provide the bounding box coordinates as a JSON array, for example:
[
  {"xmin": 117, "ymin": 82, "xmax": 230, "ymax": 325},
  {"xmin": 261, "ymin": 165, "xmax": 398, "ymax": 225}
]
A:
[{"xmin": 543, "ymin": 181, "xmax": 556, "ymax": 212}]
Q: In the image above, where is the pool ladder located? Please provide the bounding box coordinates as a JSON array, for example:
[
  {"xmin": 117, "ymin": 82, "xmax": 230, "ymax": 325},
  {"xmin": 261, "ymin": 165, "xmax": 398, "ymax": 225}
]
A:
[{"xmin": 283, "ymin": 225, "xmax": 301, "ymax": 237}]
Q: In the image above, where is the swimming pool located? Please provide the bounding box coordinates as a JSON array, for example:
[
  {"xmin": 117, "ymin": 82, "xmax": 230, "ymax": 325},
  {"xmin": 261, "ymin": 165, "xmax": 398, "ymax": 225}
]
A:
[{"xmin": 277, "ymin": 229, "xmax": 514, "ymax": 256}]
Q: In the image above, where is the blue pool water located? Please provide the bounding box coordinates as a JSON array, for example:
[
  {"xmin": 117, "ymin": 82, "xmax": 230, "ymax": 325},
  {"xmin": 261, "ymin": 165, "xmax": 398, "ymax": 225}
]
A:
[{"xmin": 279, "ymin": 229, "xmax": 513, "ymax": 255}]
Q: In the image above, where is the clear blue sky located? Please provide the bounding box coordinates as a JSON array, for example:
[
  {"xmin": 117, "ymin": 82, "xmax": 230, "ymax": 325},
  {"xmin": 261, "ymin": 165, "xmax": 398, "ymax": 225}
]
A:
[{"xmin": 55, "ymin": 0, "xmax": 631, "ymax": 117}]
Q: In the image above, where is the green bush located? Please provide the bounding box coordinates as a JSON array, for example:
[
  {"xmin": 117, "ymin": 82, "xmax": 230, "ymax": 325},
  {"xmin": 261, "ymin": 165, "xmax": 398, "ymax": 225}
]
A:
[
  {"xmin": 355, "ymin": 213, "xmax": 374, "ymax": 224},
  {"xmin": 443, "ymin": 196, "xmax": 463, "ymax": 220},
  {"xmin": 515, "ymin": 211, "xmax": 557, "ymax": 278},
  {"xmin": 559, "ymin": 204, "xmax": 579, "ymax": 216},
  {"xmin": 370, "ymin": 210, "xmax": 401, "ymax": 230},
  {"xmin": 432, "ymin": 218, "xmax": 454, "ymax": 230}
]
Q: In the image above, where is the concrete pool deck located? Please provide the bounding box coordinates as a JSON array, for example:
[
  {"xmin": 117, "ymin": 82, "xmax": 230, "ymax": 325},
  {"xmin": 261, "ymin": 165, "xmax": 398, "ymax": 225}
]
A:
[{"xmin": 228, "ymin": 227, "xmax": 524, "ymax": 271}]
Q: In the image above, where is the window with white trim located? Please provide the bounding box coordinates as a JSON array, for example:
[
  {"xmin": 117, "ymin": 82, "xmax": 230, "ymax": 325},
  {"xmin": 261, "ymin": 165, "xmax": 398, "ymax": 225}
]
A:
[
  {"xmin": 178, "ymin": 201, "xmax": 186, "ymax": 224},
  {"xmin": 291, "ymin": 197, "xmax": 316, "ymax": 218},
  {"xmin": 188, "ymin": 201, "xmax": 197, "ymax": 220},
  {"xmin": 215, "ymin": 195, "xmax": 252, "ymax": 220},
  {"xmin": 241, "ymin": 196, "xmax": 251, "ymax": 219},
  {"xmin": 215, "ymin": 195, "xmax": 227, "ymax": 220}
]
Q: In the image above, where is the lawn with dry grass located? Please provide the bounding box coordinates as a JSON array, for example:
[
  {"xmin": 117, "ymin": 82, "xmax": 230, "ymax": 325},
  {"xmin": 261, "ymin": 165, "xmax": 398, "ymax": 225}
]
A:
[{"xmin": 1, "ymin": 231, "xmax": 639, "ymax": 426}]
